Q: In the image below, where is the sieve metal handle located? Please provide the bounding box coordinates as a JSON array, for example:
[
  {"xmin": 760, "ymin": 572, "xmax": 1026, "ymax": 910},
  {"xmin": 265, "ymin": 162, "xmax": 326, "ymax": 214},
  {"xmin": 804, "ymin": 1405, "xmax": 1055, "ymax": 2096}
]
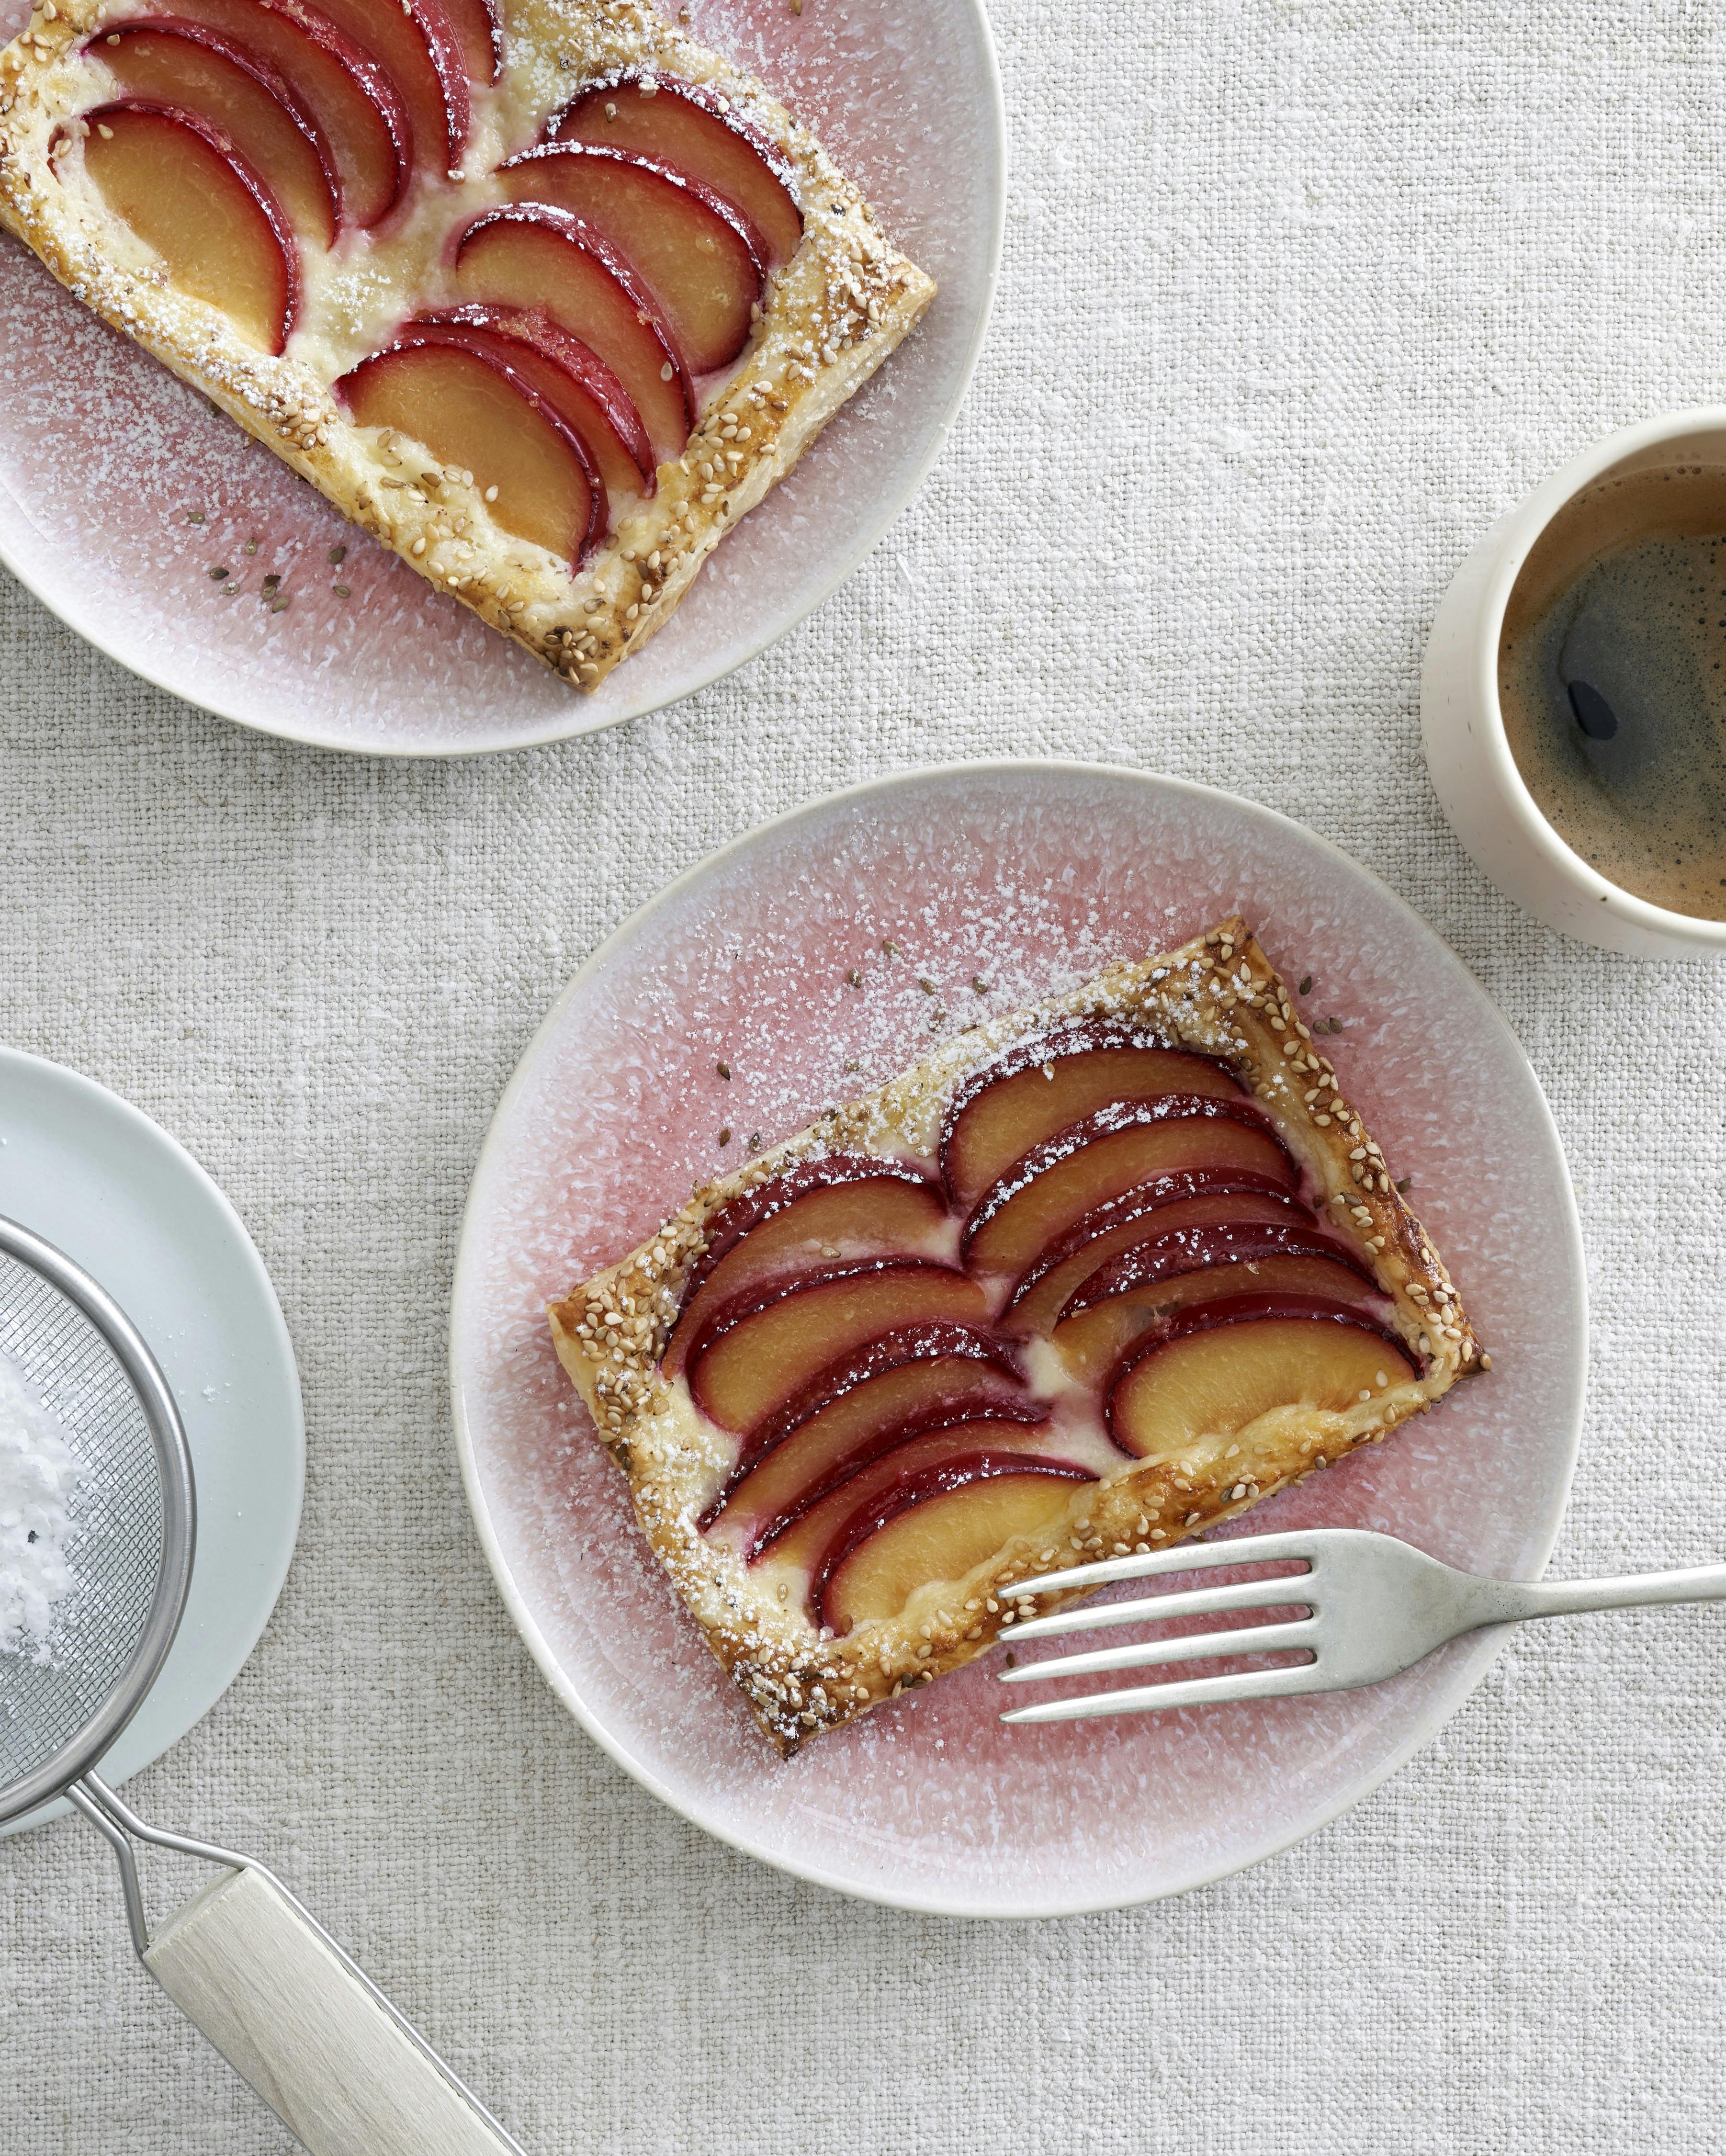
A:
[{"xmin": 71, "ymin": 1776, "xmax": 529, "ymax": 2156}]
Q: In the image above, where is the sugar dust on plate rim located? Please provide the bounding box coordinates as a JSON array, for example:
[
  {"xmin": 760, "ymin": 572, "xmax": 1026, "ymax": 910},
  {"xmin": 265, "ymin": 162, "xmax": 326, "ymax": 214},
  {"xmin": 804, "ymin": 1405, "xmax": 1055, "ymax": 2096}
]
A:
[
  {"xmin": 450, "ymin": 760, "xmax": 1587, "ymax": 1918},
  {"xmin": 0, "ymin": 0, "xmax": 1006, "ymax": 757},
  {"xmin": 0, "ymin": 1050, "xmax": 304, "ymax": 1832}
]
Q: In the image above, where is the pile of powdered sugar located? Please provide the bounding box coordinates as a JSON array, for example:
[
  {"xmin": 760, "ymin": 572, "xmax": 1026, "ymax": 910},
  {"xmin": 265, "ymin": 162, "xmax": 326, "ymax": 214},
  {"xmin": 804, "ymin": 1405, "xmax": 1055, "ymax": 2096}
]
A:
[{"xmin": 0, "ymin": 1350, "xmax": 82, "ymax": 1662}]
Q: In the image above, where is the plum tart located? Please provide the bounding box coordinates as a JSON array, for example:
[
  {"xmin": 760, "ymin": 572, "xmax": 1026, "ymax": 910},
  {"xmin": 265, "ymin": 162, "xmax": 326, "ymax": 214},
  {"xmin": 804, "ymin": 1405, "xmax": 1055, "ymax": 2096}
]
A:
[
  {"xmin": 549, "ymin": 918, "xmax": 1487, "ymax": 1755},
  {"xmin": 0, "ymin": 0, "xmax": 934, "ymax": 689}
]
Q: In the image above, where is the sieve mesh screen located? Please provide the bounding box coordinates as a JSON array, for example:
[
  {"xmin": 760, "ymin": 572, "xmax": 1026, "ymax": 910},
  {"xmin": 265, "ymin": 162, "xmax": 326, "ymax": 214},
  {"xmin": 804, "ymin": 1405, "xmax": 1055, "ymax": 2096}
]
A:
[{"xmin": 0, "ymin": 1246, "xmax": 166, "ymax": 1804}]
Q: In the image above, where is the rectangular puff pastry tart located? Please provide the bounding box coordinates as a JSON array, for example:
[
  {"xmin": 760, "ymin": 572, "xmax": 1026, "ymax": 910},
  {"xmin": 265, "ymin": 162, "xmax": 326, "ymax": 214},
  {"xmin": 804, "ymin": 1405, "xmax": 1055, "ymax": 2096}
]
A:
[
  {"xmin": 0, "ymin": 0, "xmax": 934, "ymax": 689},
  {"xmin": 550, "ymin": 919, "xmax": 1487, "ymax": 1756}
]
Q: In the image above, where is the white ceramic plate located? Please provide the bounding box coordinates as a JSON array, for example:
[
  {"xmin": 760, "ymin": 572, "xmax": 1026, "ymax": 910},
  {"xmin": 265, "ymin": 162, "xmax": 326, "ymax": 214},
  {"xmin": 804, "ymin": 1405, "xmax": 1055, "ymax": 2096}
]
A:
[
  {"xmin": 0, "ymin": 0, "xmax": 1004, "ymax": 757},
  {"xmin": 0, "ymin": 1050, "xmax": 305, "ymax": 1833},
  {"xmin": 450, "ymin": 763, "xmax": 1587, "ymax": 1917}
]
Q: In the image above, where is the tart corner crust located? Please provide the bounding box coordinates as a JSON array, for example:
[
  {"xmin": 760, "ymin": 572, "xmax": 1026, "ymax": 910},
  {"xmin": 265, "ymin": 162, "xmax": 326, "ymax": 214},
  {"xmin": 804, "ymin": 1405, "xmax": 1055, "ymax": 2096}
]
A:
[
  {"xmin": 0, "ymin": 0, "xmax": 935, "ymax": 693},
  {"xmin": 549, "ymin": 918, "xmax": 1487, "ymax": 1758}
]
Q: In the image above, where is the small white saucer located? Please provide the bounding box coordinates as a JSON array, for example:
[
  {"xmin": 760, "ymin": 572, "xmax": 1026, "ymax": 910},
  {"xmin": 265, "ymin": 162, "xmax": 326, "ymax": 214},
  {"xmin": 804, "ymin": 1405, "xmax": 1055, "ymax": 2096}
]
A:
[{"xmin": 0, "ymin": 1049, "xmax": 304, "ymax": 1833}]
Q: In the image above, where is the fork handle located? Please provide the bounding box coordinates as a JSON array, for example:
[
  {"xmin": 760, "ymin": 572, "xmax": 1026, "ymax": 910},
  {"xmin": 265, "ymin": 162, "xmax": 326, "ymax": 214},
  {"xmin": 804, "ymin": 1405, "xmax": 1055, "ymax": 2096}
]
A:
[{"xmin": 1478, "ymin": 1563, "xmax": 1726, "ymax": 1627}]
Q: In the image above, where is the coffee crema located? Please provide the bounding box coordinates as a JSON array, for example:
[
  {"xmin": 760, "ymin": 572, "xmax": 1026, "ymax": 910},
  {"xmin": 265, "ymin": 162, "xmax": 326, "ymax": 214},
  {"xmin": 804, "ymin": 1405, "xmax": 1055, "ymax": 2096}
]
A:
[{"xmin": 1498, "ymin": 462, "xmax": 1726, "ymax": 921}]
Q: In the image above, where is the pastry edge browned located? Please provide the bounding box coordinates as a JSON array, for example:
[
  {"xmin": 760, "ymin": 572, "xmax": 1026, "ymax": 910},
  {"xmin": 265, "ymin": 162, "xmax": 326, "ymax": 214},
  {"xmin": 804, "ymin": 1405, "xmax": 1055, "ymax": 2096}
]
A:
[
  {"xmin": 549, "ymin": 918, "xmax": 1487, "ymax": 1757},
  {"xmin": 0, "ymin": 0, "xmax": 936, "ymax": 692}
]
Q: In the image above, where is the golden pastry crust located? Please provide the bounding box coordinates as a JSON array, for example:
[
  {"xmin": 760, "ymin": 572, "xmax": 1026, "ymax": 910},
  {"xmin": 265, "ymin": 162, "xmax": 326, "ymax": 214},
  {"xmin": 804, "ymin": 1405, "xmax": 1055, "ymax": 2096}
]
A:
[
  {"xmin": 0, "ymin": 0, "xmax": 935, "ymax": 690},
  {"xmin": 548, "ymin": 920, "xmax": 1487, "ymax": 1757}
]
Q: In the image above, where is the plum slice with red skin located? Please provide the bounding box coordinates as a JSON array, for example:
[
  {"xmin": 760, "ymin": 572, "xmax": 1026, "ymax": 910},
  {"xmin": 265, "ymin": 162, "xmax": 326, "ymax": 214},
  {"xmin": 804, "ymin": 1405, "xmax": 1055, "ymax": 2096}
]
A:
[
  {"xmin": 312, "ymin": 0, "xmax": 469, "ymax": 179},
  {"xmin": 665, "ymin": 1157, "xmax": 948, "ymax": 1375},
  {"xmin": 414, "ymin": 303, "xmax": 654, "ymax": 508},
  {"xmin": 440, "ymin": 0, "xmax": 500, "ymax": 84},
  {"xmin": 93, "ymin": 18, "xmax": 340, "ymax": 248},
  {"xmin": 941, "ymin": 1020, "xmax": 1242, "ymax": 1209},
  {"xmin": 699, "ymin": 1322, "xmax": 1028, "ymax": 1537},
  {"xmin": 1062, "ymin": 1221, "xmax": 1377, "ymax": 1318},
  {"xmin": 1056, "ymin": 1257, "xmax": 1388, "ymax": 1387},
  {"xmin": 1118, "ymin": 1288, "xmax": 1413, "ymax": 1357},
  {"xmin": 740, "ymin": 1405, "xmax": 1051, "ymax": 1569},
  {"xmin": 1006, "ymin": 1171, "xmax": 1309, "ymax": 1334},
  {"xmin": 752, "ymin": 1415, "xmax": 1056, "ymax": 1596},
  {"xmin": 709, "ymin": 1320, "xmax": 1019, "ymax": 1491},
  {"xmin": 684, "ymin": 1259, "xmax": 990, "ymax": 1435},
  {"xmin": 453, "ymin": 204, "xmax": 693, "ymax": 462},
  {"xmin": 1051, "ymin": 1235, "xmax": 1383, "ymax": 1388},
  {"xmin": 499, "ymin": 143, "xmax": 765, "ymax": 373},
  {"xmin": 962, "ymin": 1095, "xmax": 1297, "ymax": 1278},
  {"xmin": 814, "ymin": 1451, "xmax": 1096, "ymax": 1636},
  {"xmin": 1105, "ymin": 1293, "xmax": 1419, "ymax": 1456},
  {"xmin": 68, "ymin": 100, "xmax": 299, "ymax": 353},
  {"xmin": 688, "ymin": 1154, "xmax": 936, "ymax": 1287},
  {"xmin": 547, "ymin": 71, "xmax": 804, "ymax": 268},
  {"xmin": 167, "ymin": 0, "xmax": 408, "ymax": 226},
  {"xmin": 334, "ymin": 334, "xmax": 603, "ymax": 564}
]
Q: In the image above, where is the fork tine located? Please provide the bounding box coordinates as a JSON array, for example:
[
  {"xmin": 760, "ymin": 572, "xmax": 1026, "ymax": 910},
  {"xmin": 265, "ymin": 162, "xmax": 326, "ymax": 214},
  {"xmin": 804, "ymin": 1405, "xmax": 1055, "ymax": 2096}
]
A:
[
  {"xmin": 1002, "ymin": 1529, "xmax": 1322, "ymax": 1603},
  {"xmin": 999, "ymin": 1616, "xmax": 1318, "ymax": 1685},
  {"xmin": 1006, "ymin": 1569, "xmax": 1313, "ymax": 1644},
  {"xmin": 1000, "ymin": 1658, "xmax": 1338, "ymax": 1726}
]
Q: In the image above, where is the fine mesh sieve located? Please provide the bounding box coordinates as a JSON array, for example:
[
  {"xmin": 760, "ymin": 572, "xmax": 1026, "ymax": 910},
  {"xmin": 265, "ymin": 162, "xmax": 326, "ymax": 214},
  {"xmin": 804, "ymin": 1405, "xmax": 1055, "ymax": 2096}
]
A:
[
  {"xmin": 0, "ymin": 1215, "xmax": 526, "ymax": 2156},
  {"xmin": 0, "ymin": 1215, "xmax": 193, "ymax": 1826}
]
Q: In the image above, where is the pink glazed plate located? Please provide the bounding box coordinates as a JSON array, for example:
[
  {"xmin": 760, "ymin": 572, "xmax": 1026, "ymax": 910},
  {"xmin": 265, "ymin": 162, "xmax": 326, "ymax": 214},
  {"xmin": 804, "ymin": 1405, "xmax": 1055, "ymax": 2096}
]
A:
[
  {"xmin": 0, "ymin": 0, "xmax": 1003, "ymax": 757},
  {"xmin": 450, "ymin": 763, "xmax": 1586, "ymax": 1916}
]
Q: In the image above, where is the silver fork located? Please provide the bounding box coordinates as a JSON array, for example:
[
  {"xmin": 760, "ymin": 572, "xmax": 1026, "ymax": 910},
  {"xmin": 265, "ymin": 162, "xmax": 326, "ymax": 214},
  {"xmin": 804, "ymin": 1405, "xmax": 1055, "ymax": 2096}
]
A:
[{"xmin": 997, "ymin": 1528, "xmax": 1726, "ymax": 1725}]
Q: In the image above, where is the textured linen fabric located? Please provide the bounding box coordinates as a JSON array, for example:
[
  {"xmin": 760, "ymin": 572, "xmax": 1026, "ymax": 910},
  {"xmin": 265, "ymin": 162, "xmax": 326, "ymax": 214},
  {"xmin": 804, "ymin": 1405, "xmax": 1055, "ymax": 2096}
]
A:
[{"xmin": 6, "ymin": 1, "xmax": 1726, "ymax": 2148}]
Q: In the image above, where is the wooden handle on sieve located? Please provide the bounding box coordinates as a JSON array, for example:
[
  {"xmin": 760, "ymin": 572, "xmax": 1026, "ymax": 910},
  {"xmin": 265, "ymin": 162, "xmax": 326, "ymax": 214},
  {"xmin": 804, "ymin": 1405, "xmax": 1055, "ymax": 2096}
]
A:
[{"xmin": 145, "ymin": 1865, "xmax": 521, "ymax": 2156}]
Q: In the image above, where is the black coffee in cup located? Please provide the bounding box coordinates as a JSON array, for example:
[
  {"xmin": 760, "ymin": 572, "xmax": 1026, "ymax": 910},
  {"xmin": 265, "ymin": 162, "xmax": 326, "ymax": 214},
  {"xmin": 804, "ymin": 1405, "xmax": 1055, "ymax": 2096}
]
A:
[{"xmin": 1498, "ymin": 463, "xmax": 1726, "ymax": 921}]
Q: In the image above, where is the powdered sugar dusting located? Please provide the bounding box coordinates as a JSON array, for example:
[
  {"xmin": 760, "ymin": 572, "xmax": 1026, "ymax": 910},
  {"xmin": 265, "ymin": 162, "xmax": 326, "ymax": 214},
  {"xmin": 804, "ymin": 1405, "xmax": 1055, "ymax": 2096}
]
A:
[
  {"xmin": 451, "ymin": 767, "xmax": 1586, "ymax": 1912},
  {"xmin": 0, "ymin": 1349, "xmax": 82, "ymax": 1664}
]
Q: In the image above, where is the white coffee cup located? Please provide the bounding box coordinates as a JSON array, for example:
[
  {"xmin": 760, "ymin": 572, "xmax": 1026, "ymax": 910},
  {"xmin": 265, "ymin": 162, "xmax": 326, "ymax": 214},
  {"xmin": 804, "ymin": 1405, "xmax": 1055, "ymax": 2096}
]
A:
[{"xmin": 1421, "ymin": 407, "xmax": 1726, "ymax": 961}]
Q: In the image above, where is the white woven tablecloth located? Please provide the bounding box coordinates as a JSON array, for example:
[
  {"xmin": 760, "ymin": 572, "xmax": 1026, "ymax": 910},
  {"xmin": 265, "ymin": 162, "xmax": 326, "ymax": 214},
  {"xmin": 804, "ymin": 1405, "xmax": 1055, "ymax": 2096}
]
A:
[{"xmin": 7, "ymin": 1, "xmax": 1726, "ymax": 2146}]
